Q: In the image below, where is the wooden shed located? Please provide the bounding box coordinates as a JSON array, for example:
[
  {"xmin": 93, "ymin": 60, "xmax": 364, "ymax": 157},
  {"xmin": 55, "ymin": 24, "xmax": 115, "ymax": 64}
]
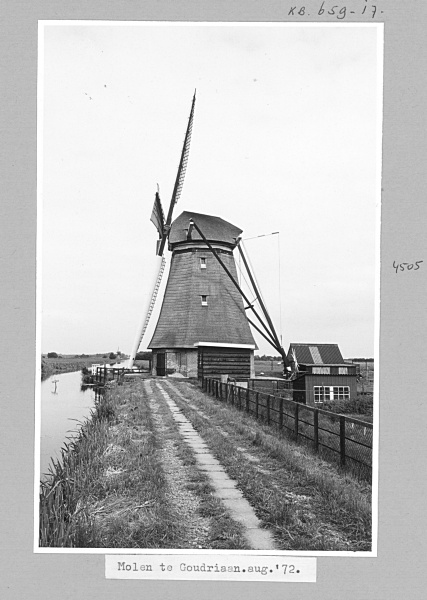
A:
[{"xmin": 287, "ymin": 343, "xmax": 358, "ymax": 406}]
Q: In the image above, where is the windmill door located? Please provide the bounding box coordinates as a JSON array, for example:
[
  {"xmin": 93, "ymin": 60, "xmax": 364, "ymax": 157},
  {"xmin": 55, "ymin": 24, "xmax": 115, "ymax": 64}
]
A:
[{"xmin": 157, "ymin": 352, "xmax": 166, "ymax": 376}]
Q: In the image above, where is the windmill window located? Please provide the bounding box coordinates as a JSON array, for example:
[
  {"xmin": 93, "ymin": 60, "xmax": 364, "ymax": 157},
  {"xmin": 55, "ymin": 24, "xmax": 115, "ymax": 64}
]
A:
[
  {"xmin": 200, "ymin": 257, "xmax": 207, "ymax": 269},
  {"xmin": 201, "ymin": 295, "xmax": 208, "ymax": 306}
]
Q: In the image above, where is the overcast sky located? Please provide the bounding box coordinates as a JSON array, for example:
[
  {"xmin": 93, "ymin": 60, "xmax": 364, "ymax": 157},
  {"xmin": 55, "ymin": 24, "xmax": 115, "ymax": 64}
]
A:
[{"xmin": 39, "ymin": 22, "xmax": 381, "ymax": 358}]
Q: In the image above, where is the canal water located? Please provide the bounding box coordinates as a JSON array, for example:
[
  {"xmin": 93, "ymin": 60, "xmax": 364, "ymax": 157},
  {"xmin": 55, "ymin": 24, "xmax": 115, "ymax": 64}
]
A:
[{"xmin": 40, "ymin": 370, "xmax": 96, "ymax": 480}]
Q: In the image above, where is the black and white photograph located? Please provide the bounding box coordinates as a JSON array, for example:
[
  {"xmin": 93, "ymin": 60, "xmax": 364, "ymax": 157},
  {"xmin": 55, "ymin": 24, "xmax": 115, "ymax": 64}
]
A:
[{"xmin": 36, "ymin": 22, "xmax": 382, "ymax": 555}]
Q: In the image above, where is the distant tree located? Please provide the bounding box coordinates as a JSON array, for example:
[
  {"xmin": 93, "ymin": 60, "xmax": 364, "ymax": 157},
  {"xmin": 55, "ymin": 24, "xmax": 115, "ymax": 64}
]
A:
[
  {"xmin": 109, "ymin": 352, "xmax": 117, "ymax": 360},
  {"xmin": 103, "ymin": 355, "xmax": 107, "ymax": 358},
  {"xmin": 47, "ymin": 352, "xmax": 58, "ymax": 358},
  {"xmin": 136, "ymin": 351, "xmax": 152, "ymax": 361}
]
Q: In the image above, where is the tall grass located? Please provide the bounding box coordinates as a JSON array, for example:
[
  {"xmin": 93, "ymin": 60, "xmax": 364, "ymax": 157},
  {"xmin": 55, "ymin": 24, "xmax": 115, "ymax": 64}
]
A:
[{"xmin": 39, "ymin": 394, "xmax": 115, "ymax": 547}]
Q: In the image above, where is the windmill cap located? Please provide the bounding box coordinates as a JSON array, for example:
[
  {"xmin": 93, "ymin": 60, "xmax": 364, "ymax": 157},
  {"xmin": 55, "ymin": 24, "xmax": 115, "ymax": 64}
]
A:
[{"xmin": 169, "ymin": 211, "xmax": 243, "ymax": 247}]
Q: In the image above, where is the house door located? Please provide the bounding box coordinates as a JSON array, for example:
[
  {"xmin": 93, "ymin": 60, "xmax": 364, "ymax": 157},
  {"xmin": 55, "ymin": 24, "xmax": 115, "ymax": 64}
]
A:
[{"xmin": 157, "ymin": 352, "xmax": 166, "ymax": 376}]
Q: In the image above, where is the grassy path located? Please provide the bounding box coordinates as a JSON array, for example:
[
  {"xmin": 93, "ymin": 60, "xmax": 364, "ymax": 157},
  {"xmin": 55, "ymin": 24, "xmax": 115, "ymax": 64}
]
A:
[
  {"xmin": 39, "ymin": 377, "xmax": 371, "ymax": 551},
  {"xmin": 162, "ymin": 379, "xmax": 372, "ymax": 552}
]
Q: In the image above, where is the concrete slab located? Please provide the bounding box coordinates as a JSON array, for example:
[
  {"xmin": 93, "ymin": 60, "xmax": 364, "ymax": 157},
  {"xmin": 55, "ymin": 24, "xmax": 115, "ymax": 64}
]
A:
[
  {"xmin": 187, "ymin": 442, "xmax": 210, "ymax": 454},
  {"xmin": 195, "ymin": 456, "xmax": 221, "ymax": 466},
  {"xmin": 185, "ymin": 442, "xmax": 210, "ymax": 450},
  {"xmin": 244, "ymin": 528, "xmax": 277, "ymax": 550},
  {"xmin": 213, "ymin": 488, "xmax": 244, "ymax": 500},
  {"xmin": 206, "ymin": 472, "xmax": 236, "ymax": 486},
  {"xmin": 197, "ymin": 465, "xmax": 226, "ymax": 473}
]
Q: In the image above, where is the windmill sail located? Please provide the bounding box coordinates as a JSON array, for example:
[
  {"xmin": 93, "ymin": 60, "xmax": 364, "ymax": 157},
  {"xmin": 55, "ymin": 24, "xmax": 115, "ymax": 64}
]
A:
[
  {"xmin": 128, "ymin": 93, "xmax": 196, "ymax": 366},
  {"xmin": 157, "ymin": 90, "xmax": 196, "ymax": 256}
]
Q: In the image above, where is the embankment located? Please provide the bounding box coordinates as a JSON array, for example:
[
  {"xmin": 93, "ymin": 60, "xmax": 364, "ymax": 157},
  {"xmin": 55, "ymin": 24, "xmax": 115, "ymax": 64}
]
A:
[{"xmin": 41, "ymin": 359, "xmax": 89, "ymax": 380}]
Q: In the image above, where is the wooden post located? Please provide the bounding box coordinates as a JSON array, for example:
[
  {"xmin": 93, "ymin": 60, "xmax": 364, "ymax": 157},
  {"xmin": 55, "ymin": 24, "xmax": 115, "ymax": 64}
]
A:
[
  {"xmin": 246, "ymin": 387, "xmax": 250, "ymax": 413},
  {"xmin": 314, "ymin": 409, "xmax": 319, "ymax": 452},
  {"xmin": 279, "ymin": 397, "xmax": 284, "ymax": 429},
  {"xmin": 340, "ymin": 416, "xmax": 346, "ymax": 466},
  {"xmin": 295, "ymin": 402, "xmax": 299, "ymax": 440},
  {"xmin": 238, "ymin": 386, "xmax": 241, "ymax": 410},
  {"xmin": 255, "ymin": 392, "xmax": 259, "ymax": 419},
  {"xmin": 267, "ymin": 395, "xmax": 271, "ymax": 425}
]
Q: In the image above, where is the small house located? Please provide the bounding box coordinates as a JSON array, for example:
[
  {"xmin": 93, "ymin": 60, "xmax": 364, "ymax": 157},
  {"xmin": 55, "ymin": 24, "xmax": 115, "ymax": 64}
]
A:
[{"xmin": 287, "ymin": 343, "xmax": 357, "ymax": 406}]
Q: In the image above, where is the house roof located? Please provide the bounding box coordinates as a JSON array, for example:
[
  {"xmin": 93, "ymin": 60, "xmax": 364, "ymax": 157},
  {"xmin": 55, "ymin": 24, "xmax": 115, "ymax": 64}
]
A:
[
  {"xmin": 287, "ymin": 343, "xmax": 345, "ymax": 365},
  {"xmin": 169, "ymin": 211, "xmax": 242, "ymax": 247}
]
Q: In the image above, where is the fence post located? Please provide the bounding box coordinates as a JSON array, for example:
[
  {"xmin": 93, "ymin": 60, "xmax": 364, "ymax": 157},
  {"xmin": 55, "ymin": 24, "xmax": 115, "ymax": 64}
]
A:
[
  {"xmin": 216, "ymin": 380, "xmax": 219, "ymax": 398},
  {"xmin": 238, "ymin": 386, "xmax": 241, "ymax": 410},
  {"xmin": 255, "ymin": 392, "xmax": 259, "ymax": 420},
  {"xmin": 340, "ymin": 416, "xmax": 346, "ymax": 466},
  {"xmin": 267, "ymin": 395, "xmax": 271, "ymax": 425},
  {"xmin": 295, "ymin": 402, "xmax": 299, "ymax": 440},
  {"xmin": 279, "ymin": 398, "xmax": 284, "ymax": 429},
  {"xmin": 246, "ymin": 387, "xmax": 250, "ymax": 413},
  {"xmin": 314, "ymin": 409, "xmax": 319, "ymax": 452}
]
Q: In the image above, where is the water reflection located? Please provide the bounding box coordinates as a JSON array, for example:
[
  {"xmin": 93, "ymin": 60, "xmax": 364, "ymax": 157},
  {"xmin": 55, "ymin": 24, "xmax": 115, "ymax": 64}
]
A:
[{"xmin": 40, "ymin": 370, "xmax": 95, "ymax": 480}]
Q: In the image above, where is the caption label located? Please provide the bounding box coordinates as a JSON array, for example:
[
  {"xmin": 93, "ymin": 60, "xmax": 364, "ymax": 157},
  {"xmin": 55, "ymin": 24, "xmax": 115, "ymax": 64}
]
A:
[{"xmin": 105, "ymin": 554, "xmax": 317, "ymax": 582}]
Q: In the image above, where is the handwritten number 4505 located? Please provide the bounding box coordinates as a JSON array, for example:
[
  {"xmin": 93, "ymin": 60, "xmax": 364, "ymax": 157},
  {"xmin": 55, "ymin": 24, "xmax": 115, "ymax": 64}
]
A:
[{"xmin": 393, "ymin": 261, "xmax": 423, "ymax": 273}]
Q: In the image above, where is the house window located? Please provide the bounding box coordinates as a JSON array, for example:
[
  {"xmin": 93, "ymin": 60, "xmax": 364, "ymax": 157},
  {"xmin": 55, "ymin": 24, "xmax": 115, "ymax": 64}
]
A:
[
  {"xmin": 314, "ymin": 386, "xmax": 350, "ymax": 402},
  {"xmin": 312, "ymin": 366, "xmax": 330, "ymax": 374},
  {"xmin": 201, "ymin": 295, "xmax": 208, "ymax": 306},
  {"xmin": 314, "ymin": 387, "xmax": 325, "ymax": 403},
  {"xmin": 338, "ymin": 367, "xmax": 348, "ymax": 375},
  {"xmin": 333, "ymin": 386, "xmax": 350, "ymax": 400},
  {"xmin": 200, "ymin": 257, "xmax": 207, "ymax": 269}
]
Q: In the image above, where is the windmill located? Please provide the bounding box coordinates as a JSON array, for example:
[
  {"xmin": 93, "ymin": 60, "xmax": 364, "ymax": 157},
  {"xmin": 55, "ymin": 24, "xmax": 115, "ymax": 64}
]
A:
[{"xmin": 129, "ymin": 93, "xmax": 290, "ymax": 378}]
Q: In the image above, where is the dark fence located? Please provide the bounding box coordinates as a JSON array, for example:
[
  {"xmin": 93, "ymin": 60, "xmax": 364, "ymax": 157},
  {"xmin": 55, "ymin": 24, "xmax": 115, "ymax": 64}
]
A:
[{"xmin": 201, "ymin": 377, "xmax": 373, "ymax": 480}]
